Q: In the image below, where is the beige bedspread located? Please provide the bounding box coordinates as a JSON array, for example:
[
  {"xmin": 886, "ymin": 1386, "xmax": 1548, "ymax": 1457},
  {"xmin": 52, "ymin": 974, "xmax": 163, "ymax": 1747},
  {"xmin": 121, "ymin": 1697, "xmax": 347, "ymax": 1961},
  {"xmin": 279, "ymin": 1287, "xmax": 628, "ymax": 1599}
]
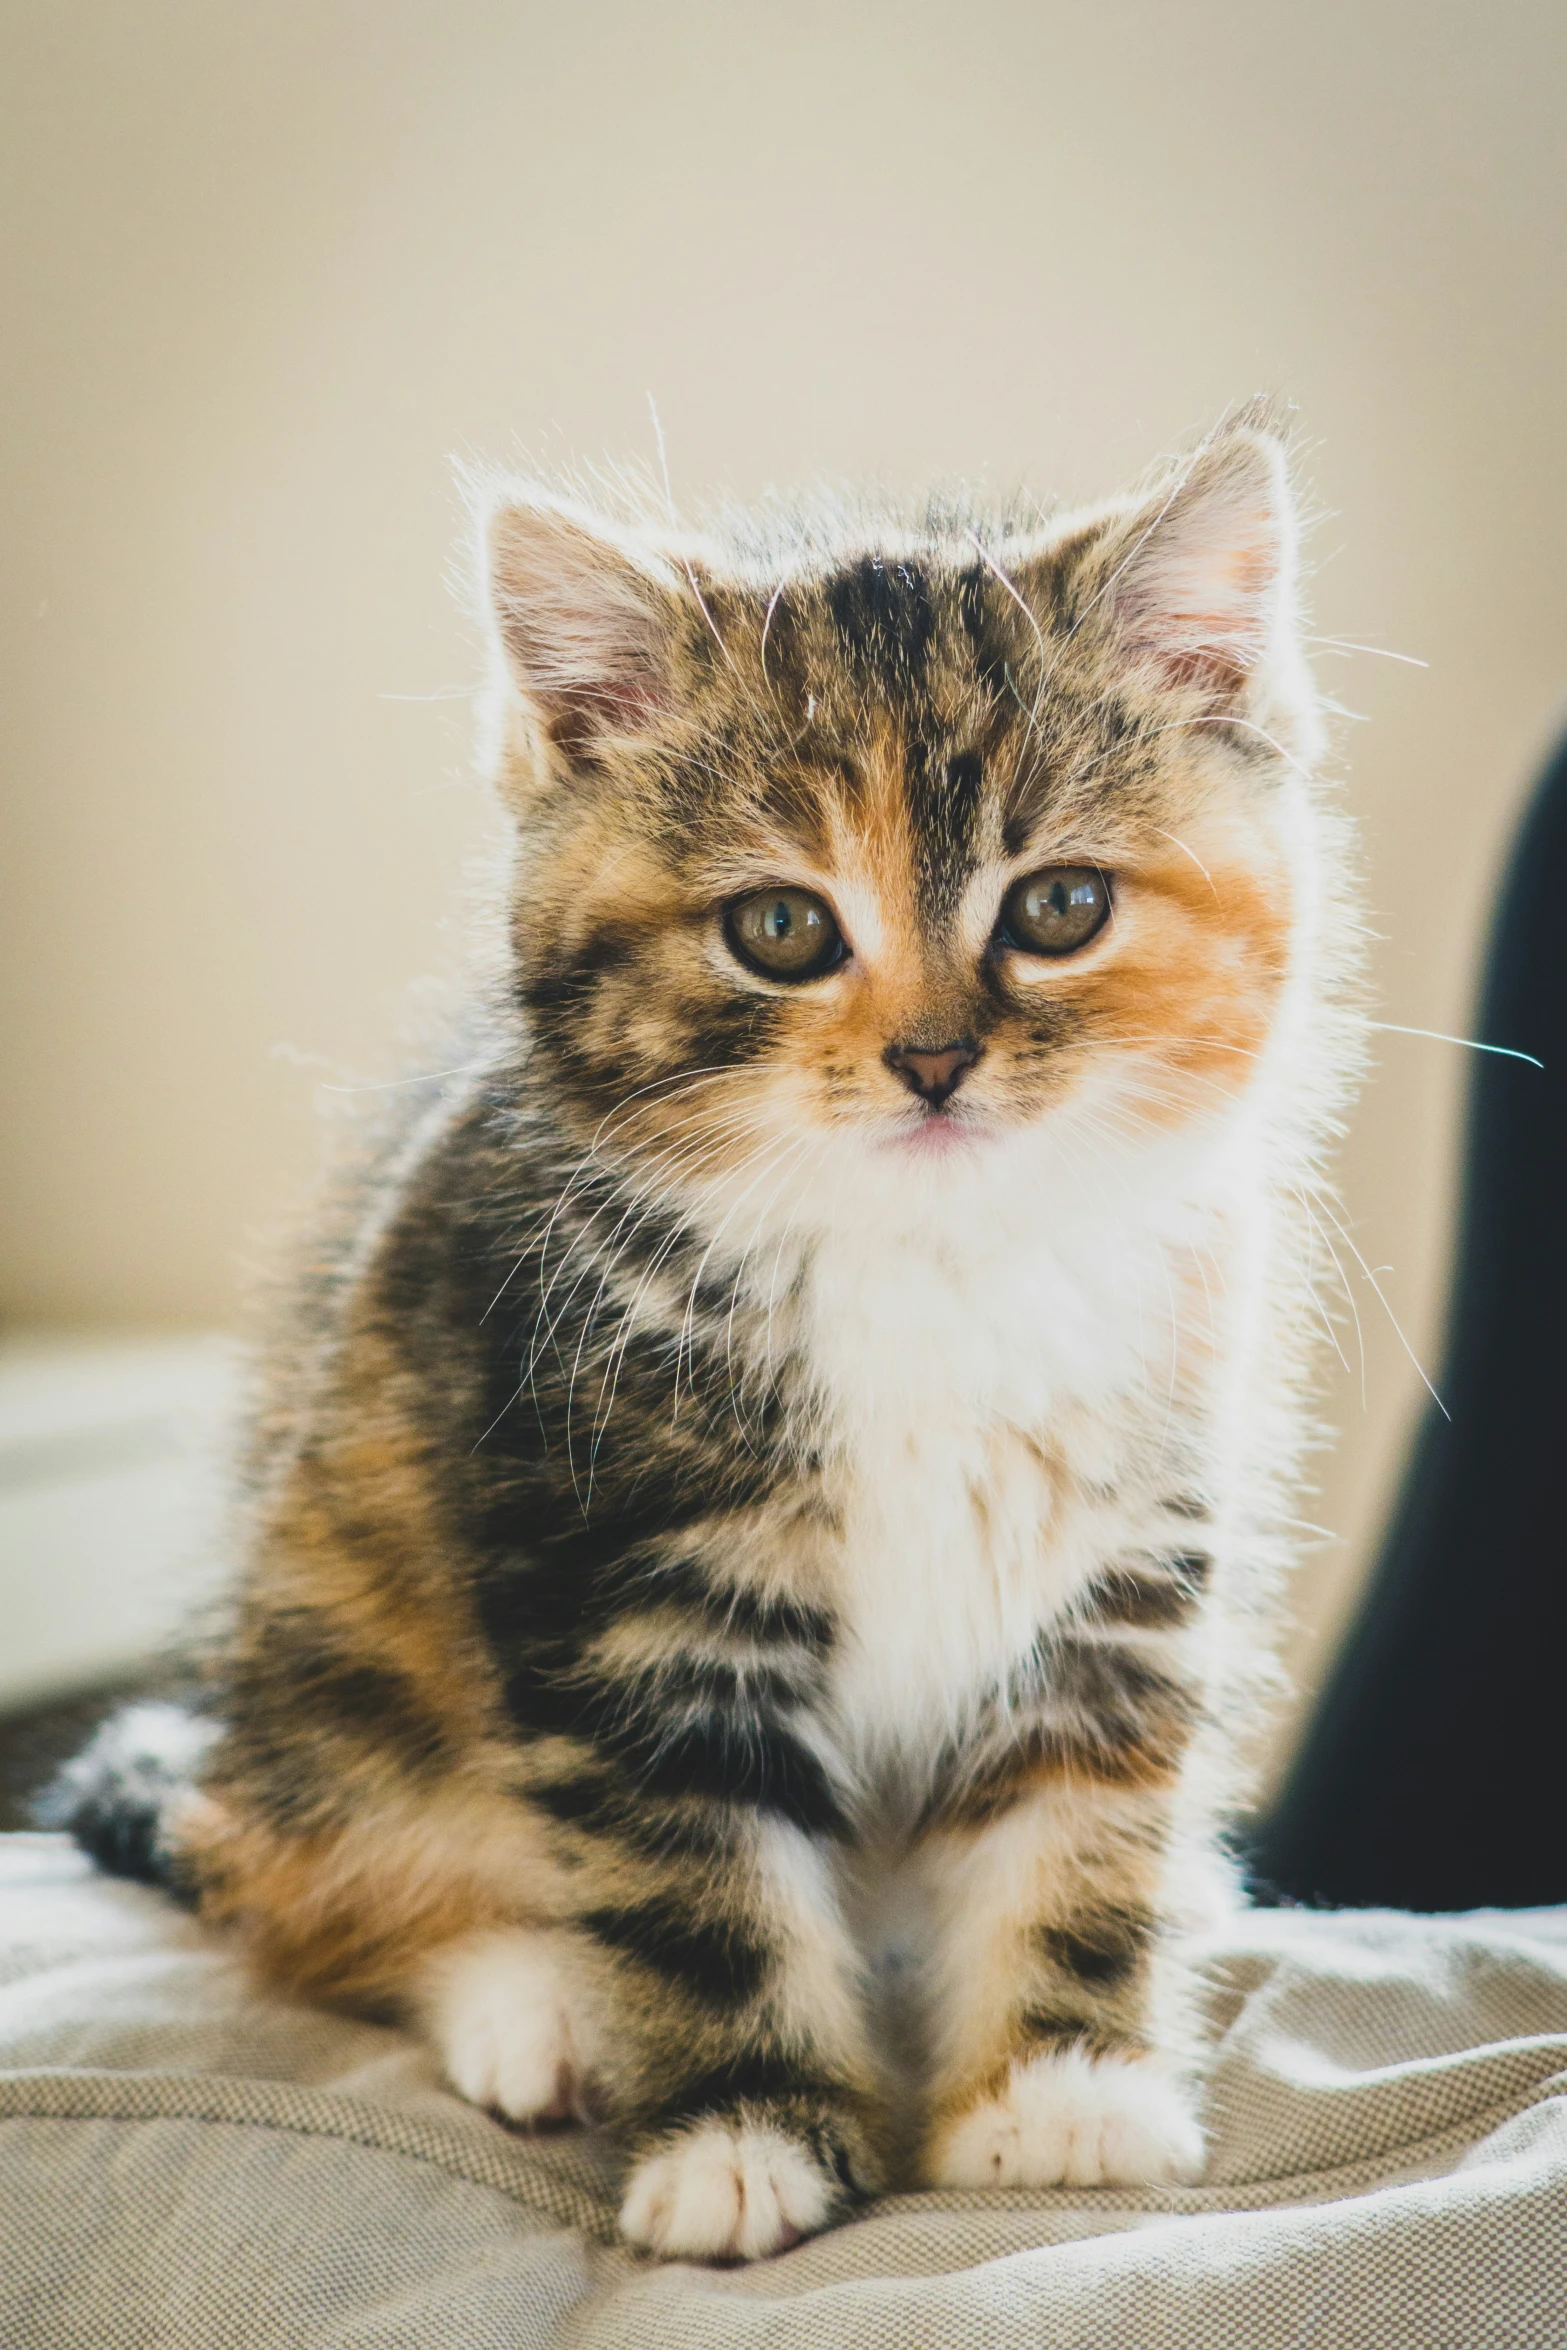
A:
[{"xmin": 2, "ymin": 1833, "xmax": 1564, "ymax": 2346}]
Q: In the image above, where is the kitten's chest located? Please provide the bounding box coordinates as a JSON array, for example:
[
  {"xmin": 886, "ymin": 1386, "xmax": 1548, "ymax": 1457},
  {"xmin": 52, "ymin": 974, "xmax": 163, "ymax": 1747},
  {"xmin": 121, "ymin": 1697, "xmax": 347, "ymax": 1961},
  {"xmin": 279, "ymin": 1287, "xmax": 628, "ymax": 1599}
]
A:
[
  {"xmin": 794, "ymin": 1229, "xmax": 1164, "ymax": 1753},
  {"xmin": 826, "ymin": 1406, "xmax": 1075, "ymax": 1750}
]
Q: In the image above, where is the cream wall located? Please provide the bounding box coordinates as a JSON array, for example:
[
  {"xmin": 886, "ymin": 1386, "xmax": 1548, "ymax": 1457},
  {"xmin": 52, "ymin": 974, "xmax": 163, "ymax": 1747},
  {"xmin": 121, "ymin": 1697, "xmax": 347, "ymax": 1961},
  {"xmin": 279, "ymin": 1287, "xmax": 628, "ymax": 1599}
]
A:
[{"xmin": 4, "ymin": 0, "xmax": 1566, "ymax": 1741}]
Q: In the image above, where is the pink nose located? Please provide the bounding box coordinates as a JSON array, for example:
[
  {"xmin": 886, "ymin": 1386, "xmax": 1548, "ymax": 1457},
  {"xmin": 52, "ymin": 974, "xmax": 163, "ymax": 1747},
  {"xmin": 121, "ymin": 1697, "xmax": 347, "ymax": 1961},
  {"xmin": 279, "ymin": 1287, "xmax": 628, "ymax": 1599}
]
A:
[{"xmin": 886, "ymin": 1039, "xmax": 981, "ymax": 1106}]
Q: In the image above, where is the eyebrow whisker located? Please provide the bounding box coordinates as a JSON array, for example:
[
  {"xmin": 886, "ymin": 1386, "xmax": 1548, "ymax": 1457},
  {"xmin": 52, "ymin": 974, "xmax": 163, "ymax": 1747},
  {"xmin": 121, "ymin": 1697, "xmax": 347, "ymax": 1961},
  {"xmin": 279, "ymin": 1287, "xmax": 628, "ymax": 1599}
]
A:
[{"xmin": 1149, "ymin": 827, "xmax": 1218, "ymax": 896}]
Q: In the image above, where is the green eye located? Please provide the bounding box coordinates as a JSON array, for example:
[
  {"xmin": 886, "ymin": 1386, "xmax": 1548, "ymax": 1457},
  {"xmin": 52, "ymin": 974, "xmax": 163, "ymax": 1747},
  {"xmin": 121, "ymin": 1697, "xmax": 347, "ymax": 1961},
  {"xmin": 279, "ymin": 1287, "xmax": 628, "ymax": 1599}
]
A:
[
  {"xmin": 999, "ymin": 866, "xmax": 1111, "ymax": 957},
  {"xmin": 725, "ymin": 887, "xmax": 845, "ymax": 981}
]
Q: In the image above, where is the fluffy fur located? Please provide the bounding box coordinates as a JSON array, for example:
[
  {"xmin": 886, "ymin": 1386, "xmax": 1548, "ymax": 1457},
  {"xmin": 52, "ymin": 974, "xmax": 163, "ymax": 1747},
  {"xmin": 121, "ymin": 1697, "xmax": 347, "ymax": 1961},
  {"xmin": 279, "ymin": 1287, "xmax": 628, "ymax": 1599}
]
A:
[{"xmin": 56, "ymin": 410, "xmax": 1359, "ymax": 2262}]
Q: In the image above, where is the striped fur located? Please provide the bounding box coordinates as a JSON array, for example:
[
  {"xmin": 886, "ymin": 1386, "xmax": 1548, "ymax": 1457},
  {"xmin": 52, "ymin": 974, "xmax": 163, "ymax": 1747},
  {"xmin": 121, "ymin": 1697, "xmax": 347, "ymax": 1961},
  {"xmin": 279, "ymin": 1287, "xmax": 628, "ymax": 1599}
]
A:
[{"xmin": 61, "ymin": 413, "xmax": 1360, "ymax": 2259}]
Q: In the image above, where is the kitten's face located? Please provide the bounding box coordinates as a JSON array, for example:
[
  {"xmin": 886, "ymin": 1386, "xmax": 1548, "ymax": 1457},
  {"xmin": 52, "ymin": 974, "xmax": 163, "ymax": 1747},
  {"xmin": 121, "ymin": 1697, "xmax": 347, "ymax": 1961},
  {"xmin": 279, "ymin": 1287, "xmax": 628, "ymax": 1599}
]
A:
[{"xmin": 485, "ymin": 430, "xmax": 1316, "ymax": 1219}]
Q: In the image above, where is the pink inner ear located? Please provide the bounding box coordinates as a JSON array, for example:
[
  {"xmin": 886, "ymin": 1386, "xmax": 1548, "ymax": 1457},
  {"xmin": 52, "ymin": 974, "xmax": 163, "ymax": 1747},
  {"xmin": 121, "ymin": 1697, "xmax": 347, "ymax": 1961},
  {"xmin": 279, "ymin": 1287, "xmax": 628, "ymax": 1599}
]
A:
[
  {"xmin": 1110, "ymin": 455, "xmax": 1285, "ymax": 699},
  {"xmin": 488, "ymin": 500, "xmax": 675, "ymax": 756},
  {"xmin": 532, "ymin": 662, "xmax": 665, "ymax": 758}
]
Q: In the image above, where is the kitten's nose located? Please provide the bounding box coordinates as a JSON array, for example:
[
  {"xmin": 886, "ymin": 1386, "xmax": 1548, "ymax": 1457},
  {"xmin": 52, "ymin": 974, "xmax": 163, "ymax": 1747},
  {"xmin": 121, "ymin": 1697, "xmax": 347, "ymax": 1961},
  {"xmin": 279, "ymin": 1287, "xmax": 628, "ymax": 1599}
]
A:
[{"xmin": 885, "ymin": 1038, "xmax": 981, "ymax": 1107}]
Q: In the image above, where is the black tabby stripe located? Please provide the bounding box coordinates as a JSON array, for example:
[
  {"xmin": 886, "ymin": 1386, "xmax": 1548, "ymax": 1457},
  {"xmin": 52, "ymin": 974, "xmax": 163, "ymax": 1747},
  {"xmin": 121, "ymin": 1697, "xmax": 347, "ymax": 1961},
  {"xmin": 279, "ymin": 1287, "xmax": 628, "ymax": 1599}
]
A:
[
  {"xmin": 594, "ymin": 1550, "xmax": 835, "ymax": 1654},
  {"xmin": 598, "ymin": 1702, "xmax": 847, "ymax": 1835},
  {"xmin": 650, "ymin": 2051, "xmax": 849, "ymax": 2125},
  {"xmin": 956, "ymin": 561, "xmax": 1015, "ymax": 702},
  {"xmin": 223, "ymin": 1617, "xmax": 455, "ymax": 1796},
  {"xmin": 908, "ymin": 737, "xmax": 985, "ymax": 913},
  {"xmin": 584, "ymin": 1898, "xmax": 770, "ymax": 2006},
  {"xmin": 927, "ymin": 1637, "xmax": 1202, "ymax": 1825},
  {"xmin": 1035, "ymin": 1905, "xmax": 1156, "ymax": 1988},
  {"xmin": 1014, "ymin": 2008, "xmax": 1133, "ymax": 2062},
  {"xmin": 827, "ymin": 555, "xmax": 934, "ymax": 697},
  {"xmin": 1084, "ymin": 1554, "xmax": 1212, "ymax": 1631}
]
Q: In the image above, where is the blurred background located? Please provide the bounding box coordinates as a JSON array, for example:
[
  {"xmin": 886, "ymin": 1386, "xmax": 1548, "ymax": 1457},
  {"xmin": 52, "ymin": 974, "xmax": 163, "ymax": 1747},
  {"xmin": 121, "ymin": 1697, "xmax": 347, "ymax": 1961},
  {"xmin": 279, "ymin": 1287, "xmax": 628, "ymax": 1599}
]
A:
[{"xmin": 3, "ymin": 1, "xmax": 1565, "ymax": 1798}]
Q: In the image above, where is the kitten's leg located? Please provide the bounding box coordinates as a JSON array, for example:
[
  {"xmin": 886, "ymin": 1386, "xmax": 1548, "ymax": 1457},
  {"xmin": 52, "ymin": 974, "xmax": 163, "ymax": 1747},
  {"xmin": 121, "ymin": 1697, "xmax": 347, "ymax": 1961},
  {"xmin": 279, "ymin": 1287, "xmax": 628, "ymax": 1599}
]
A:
[
  {"xmin": 177, "ymin": 1610, "xmax": 882, "ymax": 2256},
  {"xmin": 405, "ymin": 1804, "xmax": 883, "ymax": 2259},
  {"xmin": 601, "ymin": 1813, "xmax": 886, "ymax": 2260},
  {"xmin": 918, "ymin": 1766, "xmax": 1215, "ymax": 2190},
  {"xmin": 191, "ymin": 1774, "xmax": 883, "ymax": 2258}
]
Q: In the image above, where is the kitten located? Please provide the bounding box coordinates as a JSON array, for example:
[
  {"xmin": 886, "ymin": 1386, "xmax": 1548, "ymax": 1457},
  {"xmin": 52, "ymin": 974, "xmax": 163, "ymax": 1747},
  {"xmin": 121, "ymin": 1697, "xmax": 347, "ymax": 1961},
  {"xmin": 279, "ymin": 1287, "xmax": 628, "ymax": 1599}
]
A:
[{"xmin": 54, "ymin": 414, "xmax": 1356, "ymax": 2261}]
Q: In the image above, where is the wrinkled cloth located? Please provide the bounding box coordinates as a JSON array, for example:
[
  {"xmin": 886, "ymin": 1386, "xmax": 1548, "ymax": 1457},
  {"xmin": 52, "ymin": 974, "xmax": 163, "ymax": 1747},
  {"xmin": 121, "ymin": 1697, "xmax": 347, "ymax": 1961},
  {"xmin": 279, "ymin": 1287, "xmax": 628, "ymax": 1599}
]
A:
[{"xmin": 2, "ymin": 1834, "xmax": 1564, "ymax": 2347}]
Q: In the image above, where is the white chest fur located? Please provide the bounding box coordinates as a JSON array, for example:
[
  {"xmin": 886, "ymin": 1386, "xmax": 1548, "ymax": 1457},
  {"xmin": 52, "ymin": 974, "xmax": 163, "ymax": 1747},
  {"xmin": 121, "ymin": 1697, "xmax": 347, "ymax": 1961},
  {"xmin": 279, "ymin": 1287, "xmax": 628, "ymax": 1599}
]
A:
[{"xmin": 795, "ymin": 1175, "xmax": 1198, "ymax": 1763}]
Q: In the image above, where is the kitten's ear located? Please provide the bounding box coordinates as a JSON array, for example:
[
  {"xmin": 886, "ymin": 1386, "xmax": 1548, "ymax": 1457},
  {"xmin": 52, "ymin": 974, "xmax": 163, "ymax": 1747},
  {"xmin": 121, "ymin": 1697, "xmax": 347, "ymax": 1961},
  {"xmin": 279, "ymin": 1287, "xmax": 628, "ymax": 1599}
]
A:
[
  {"xmin": 482, "ymin": 489, "xmax": 686, "ymax": 759},
  {"xmin": 1094, "ymin": 429, "xmax": 1299, "ymax": 704}
]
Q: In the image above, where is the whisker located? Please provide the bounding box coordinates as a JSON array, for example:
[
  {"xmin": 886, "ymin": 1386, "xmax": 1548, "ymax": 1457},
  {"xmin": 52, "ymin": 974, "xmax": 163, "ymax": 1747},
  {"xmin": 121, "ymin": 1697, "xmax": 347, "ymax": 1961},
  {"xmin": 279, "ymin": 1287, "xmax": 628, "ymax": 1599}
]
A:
[
  {"xmin": 533, "ymin": 1104, "xmax": 780, "ymax": 1384},
  {"xmin": 588, "ymin": 1062, "xmax": 772, "ymax": 1145},
  {"xmin": 1363, "ymin": 1020, "xmax": 1543, "ymax": 1071},
  {"xmin": 646, "ymin": 390, "xmax": 678, "ymax": 522},
  {"xmin": 320, "ymin": 1058, "xmax": 500, "ymax": 1096},
  {"xmin": 480, "ymin": 1066, "xmax": 773, "ymax": 1323},
  {"xmin": 1306, "ymin": 635, "xmax": 1428, "ymax": 668},
  {"xmin": 1305, "ymin": 1182, "xmax": 1448, "ymax": 1422},
  {"xmin": 490, "ymin": 1113, "xmax": 786, "ymax": 1470},
  {"xmin": 1149, "ymin": 827, "xmax": 1217, "ymax": 896},
  {"xmin": 557, "ymin": 1109, "xmax": 782, "ymax": 1383},
  {"xmin": 759, "ymin": 579, "xmax": 787, "ymax": 681},
  {"xmin": 588, "ymin": 1121, "xmax": 812, "ymax": 1473},
  {"xmin": 1294, "ymin": 1186, "xmax": 1358, "ymax": 1389},
  {"xmin": 1107, "ymin": 1031, "xmax": 1266, "ymax": 1063},
  {"xmin": 670, "ymin": 1133, "xmax": 815, "ymax": 1420},
  {"xmin": 524, "ymin": 1100, "xmax": 774, "ymax": 1358},
  {"xmin": 967, "ymin": 531, "xmax": 1051, "ymax": 758}
]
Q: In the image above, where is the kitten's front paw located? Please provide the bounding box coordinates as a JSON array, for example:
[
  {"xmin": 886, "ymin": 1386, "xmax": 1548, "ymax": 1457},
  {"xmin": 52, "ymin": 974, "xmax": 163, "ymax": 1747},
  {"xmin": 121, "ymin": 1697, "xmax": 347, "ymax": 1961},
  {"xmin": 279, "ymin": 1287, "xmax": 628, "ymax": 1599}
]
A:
[
  {"xmin": 421, "ymin": 1927, "xmax": 601, "ymax": 2125},
  {"xmin": 929, "ymin": 2045, "xmax": 1204, "ymax": 2189},
  {"xmin": 620, "ymin": 2116, "xmax": 843, "ymax": 2262}
]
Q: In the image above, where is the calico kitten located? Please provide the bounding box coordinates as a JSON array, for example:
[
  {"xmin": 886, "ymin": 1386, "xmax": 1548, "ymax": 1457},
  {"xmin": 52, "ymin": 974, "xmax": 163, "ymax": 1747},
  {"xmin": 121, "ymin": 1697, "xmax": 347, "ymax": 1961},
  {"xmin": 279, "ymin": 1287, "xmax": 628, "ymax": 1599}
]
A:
[{"xmin": 55, "ymin": 415, "xmax": 1356, "ymax": 2261}]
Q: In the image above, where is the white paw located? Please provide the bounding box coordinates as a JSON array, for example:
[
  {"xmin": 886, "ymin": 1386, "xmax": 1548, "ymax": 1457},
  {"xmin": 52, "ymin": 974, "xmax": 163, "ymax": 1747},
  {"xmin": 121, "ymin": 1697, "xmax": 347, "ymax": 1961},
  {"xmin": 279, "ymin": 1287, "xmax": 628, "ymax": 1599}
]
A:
[
  {"xmin": 620, "ymin": 2118, "xmax": 836, "ymax": 2262},
  {"xmin": 420, "ymin": 1927, "xmax": 601, "ymax": 2125},
  {"xmin": 932, "ymin": 2045, "xmax": 1204, "ymax": 2189}
]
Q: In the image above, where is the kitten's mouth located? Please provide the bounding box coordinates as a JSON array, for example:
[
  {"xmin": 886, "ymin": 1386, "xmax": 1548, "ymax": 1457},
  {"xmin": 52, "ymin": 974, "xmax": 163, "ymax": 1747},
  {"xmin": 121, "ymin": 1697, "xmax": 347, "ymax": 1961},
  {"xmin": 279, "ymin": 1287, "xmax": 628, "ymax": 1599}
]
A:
[{"xmin": 885, "ymin": 1108, "xmax": 983, "ymax": 1156}]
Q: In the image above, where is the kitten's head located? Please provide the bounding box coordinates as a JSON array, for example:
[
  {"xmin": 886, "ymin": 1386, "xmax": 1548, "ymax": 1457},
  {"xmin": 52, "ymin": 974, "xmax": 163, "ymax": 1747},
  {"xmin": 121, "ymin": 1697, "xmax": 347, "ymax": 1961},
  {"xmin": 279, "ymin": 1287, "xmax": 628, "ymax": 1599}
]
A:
[{"xmin": 478, "ymin": 421, "xmax": 1328, "ymax": 1228}]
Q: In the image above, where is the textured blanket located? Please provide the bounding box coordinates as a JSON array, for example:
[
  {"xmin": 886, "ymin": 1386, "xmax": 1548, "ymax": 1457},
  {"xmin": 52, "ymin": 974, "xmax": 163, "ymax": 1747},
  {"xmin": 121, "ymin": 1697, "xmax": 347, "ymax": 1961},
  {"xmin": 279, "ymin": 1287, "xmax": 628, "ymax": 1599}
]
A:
[{"xmin": 2, "ymin": 1834, "xmax": 1563, "ymax": 2346}]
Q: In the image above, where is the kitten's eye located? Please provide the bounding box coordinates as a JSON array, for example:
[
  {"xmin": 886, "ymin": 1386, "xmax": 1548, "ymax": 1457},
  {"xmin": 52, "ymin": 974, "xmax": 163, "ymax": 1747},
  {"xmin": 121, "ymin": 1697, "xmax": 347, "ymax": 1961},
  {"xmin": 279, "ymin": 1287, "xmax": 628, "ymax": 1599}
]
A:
[
  {"xmin": 725, "ymin": 887, "xmax": 845, "ymax": 982},
  {"xmin": 998, "ymin": 866, "xmax": 1111, "ymax": 956}
]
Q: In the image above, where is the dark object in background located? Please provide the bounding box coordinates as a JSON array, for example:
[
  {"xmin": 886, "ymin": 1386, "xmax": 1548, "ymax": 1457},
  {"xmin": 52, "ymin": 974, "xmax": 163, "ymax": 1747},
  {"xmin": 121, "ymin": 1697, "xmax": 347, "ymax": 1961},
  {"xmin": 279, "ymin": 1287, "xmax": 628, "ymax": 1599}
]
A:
[{"xmin": 1258, "ymin": 717, "xmax": 1567, "ymax": 1910}]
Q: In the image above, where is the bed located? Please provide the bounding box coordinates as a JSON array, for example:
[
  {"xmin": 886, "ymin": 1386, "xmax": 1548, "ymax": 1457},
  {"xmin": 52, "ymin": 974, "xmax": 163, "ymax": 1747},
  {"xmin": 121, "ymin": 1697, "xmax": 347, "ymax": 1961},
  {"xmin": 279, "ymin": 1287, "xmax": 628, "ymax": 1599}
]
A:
[{"xmin": 4, "ymin": 1833, "xmax": 1564, "ymax": 2346}]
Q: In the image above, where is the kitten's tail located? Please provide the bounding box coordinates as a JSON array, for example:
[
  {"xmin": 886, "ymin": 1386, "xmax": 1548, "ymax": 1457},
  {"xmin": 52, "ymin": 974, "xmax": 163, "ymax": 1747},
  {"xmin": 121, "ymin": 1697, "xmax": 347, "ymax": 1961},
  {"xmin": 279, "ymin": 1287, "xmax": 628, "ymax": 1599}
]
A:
[{"xmin": 36, "ymin": 1702, "xmax": 217, "ymax": 1904}]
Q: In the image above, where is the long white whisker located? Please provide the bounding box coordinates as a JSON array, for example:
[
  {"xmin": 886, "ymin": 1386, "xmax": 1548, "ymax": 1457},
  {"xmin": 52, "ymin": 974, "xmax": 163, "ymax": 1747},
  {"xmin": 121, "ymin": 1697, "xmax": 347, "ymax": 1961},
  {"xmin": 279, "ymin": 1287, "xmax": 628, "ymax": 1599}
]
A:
[
  {"xmin": 1363, "ymin": 1021, "xmax": 1543, "ymax": 1071},
  {"xmin": 1306, "ymin": 636, "xmax": 1428, "ymax": 668},
  {"xmin": 558, "ymin": 1109, "xmax": 784, "ymax": 1415},
  {"xmin": 501, "ymin": 1113, "xmax": 787, "ymax": 1473},
  {"xmin": 588, "ymin": 1064, "xmax": 777, "ymax": 1153},
  {"xmin": 1307, "ymin": 1183, "xmax": 1449, "ymax": 1422},
  {"xmin": 516, "ymin": 1099, "xmax": 779, "ymax": 1386},
  {"xmin": 590, "ymin": 1121, "xmax": 806, "ymax": 1467},
  {"xmin": 1149, "ymin": 827, "xmax": 1217, "ymax": 896},
  {"xmin": 1295, "ymin": 1187, "xmax": 1358, "ymax": 1389},
  {"xmin": 480, "ymin": 1067, "xmax": 773, "ymax": 1324},
  {"xmin": 719, "ymin": 1130, "xmax": 832, "ymax": 1444},
  {"xmin": 759, "ymin": 579, "xmax": 786, "ymax": 681},
  {"xmin": 319, "ymin": 1058, "xmax": 499, "ymax": 1096},
  {"xmin": 967, "ymin": 531, "xmax": 1051, "ymax": 758},
  {"xmin": 536, "ymin": 1104, "xmax": 781, "ymax": 1386},
  {"xmin": 671, "ymin": 1130, "xmax": 820, "ymax": 1424}
]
